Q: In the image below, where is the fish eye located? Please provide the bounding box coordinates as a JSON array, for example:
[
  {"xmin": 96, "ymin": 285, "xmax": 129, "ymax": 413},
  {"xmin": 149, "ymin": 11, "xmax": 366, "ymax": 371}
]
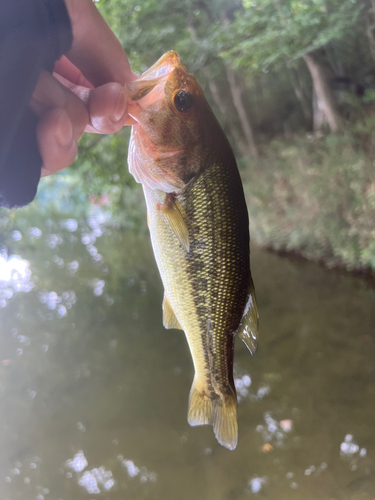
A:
[{"xmin": 173, "ymin": 90, "xmax": 193, "ymax": 113}]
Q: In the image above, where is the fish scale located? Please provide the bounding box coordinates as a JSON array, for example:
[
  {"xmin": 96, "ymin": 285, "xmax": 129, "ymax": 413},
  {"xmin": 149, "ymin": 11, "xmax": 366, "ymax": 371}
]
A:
[
  {"xmin": 143, "ymin": 160, "xmax": 251, "ymax": 449},
  {"xmin": 126, "ymin": 50, "xmax": 259, "ymax": 450}
]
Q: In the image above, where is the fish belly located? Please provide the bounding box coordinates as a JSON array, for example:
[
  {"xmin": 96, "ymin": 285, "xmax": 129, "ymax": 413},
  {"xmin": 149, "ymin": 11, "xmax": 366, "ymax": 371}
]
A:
[{"xmin": 143, "ymin": 162, "xmax": 250, "ymax": 449}]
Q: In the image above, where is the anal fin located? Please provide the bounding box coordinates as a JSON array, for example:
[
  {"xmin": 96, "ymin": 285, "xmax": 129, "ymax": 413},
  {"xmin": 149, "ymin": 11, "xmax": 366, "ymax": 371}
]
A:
[
  {"xmin": 237, "ymin": 278, "xmax": 259, "ymax": 355},
  {"xmin": 162, "ymin": 294, "xmax": 182, "ymax": 330},
  {"xmin": 160, "ymin": 194, "xmax": 190, "ymax": 253}
]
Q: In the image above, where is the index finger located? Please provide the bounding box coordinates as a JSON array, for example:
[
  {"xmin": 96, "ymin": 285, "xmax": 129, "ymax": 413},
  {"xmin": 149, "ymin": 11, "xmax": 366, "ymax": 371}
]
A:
[{"xmin": 54, "ymin": 56, "xmax": 94, "ymax": 89}]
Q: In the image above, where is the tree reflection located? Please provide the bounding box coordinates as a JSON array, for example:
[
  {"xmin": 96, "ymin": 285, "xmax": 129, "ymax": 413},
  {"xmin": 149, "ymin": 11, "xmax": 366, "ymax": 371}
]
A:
[{"xmin": 0, "ymin": 188, "xmax": 375, "ymax": 499}]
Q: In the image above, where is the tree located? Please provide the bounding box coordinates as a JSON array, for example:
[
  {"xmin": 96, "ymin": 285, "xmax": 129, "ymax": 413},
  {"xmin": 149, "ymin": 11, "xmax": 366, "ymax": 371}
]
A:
[{"xmin": 221, "ymin": 0, "xmax": 364, "ymax": 132}]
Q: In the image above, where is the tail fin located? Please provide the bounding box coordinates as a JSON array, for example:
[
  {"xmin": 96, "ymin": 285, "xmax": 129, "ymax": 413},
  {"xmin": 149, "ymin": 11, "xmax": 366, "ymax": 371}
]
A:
[
  {"xmin": 187, "ymin": 380, "xmax": 213, "ymax": 426},
  {"xmin": 188, "ymin": 380, "xmax": 238, "ymax": 450},
  {"xmin": 213, "ymin": 397, "xmax": 238, "ymax": 450}
]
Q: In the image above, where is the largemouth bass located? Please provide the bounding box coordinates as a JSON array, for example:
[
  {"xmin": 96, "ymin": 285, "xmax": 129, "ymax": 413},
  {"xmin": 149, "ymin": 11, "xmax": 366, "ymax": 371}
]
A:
[{"xmin": 126, "ymin": 51, "xmax": 259, "ymax": 450}]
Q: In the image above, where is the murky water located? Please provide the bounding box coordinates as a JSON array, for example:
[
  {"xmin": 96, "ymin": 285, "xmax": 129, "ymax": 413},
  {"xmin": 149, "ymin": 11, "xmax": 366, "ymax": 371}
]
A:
[{"xmin": 0, "ymin": 205, "xmax": 374, "ymax": 500}]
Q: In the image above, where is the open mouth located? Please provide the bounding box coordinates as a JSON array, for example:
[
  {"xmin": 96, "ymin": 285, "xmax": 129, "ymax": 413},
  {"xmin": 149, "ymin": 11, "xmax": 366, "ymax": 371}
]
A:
[
  {"xmin": 126, "ymin": 51, "xmax": 181, "ymax": 121},
  {"xmin": 135, "ymin": 51, "xmax": 180, "ymax": 82}
]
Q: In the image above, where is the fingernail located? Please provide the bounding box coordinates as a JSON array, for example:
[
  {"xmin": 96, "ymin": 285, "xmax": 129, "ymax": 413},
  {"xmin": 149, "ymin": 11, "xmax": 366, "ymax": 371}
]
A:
[
  {"xmin": 110, "ymin": 89, "xmax": 126, "ymax": 123},
  {"xmin": 54, "ymin": 110, "xmax": 74, "ymax": 147}
]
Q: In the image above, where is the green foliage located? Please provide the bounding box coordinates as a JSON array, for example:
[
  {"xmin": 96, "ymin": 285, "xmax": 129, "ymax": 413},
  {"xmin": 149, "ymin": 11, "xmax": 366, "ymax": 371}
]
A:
[
  {"xmin": 243, "ymin": 119, "xmax": 375, "ymax": 271},
  {"xmin": 6, "ymin": 0, "xmax": 369, "ymax": 273},
  {"xmin": 221, "ymin": 0, "xmax": 364, "ymax": 71}
]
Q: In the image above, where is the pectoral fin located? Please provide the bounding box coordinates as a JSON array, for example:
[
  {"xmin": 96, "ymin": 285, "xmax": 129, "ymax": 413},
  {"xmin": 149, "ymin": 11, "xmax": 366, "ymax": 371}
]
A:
[
  {"xmin": 237, "ymin": 279, "xmax": 259, "ymax": 355},
  {"xmin": 160, "ymin": 195, "xmax": 190, "ymax": 253},
  {"xmin": 162, "ymin": 294, "xmax": 182, "ymax": 330}
]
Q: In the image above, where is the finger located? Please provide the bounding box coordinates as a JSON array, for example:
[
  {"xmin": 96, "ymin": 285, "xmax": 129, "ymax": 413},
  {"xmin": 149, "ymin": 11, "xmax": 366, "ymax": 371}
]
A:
[
  {"xmin": 54, "ymin": 55, "xmax": 94, "ymax": 89},
  {"xmin": 51, "ymin": 74, "xmax": 134, "ymax": 133},
  {"xmin": 30, "ymin": 70, "xmax": 89, "ymax": 140},
  {"xmin": 37, "ymin": 108, "xmax": 78, "ymax": 177},
  {"xmin": 64, "ymin": 0, "xmax": 136, "ymax": 86},
  {"xmin": 87, "ymin": 82, "xmax": 128, "ymax": 133}
]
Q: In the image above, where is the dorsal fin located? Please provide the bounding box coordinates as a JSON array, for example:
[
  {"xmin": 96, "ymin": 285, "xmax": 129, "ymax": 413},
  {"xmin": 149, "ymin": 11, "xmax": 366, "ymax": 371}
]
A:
[
  {"xmin": 160, "ymin": 195, "xmax": 190, "ymax": 253},
  {"xmin": 237, "ymin": 278, "xmax": 259, "ymax": 355},
  {"xmin": 162, "ymin": 294, "xmax": 183, "ymax": 330}
]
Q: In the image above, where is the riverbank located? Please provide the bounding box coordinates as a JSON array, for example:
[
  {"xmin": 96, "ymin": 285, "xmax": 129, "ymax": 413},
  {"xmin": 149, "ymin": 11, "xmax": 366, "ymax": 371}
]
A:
[{"xmin": 242, "ymin": 122, "xmax": 375, "ymax": 273}]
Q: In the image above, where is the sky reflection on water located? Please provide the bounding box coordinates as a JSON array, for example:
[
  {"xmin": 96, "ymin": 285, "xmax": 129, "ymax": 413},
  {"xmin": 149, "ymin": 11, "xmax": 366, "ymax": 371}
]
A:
[{"xmin": 0, "ymin": 204, "xmax": 374, "ymax": 500}]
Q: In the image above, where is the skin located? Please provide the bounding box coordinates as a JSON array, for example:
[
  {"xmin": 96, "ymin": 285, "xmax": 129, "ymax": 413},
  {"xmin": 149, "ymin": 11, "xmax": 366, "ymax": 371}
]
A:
[
  {"xmin": 127, "ymin": 53, "xmax": 257, "ymax": 449},
  {"xmin": 28, "ymin": 0, "xmax": 136, "ymax": 177}
]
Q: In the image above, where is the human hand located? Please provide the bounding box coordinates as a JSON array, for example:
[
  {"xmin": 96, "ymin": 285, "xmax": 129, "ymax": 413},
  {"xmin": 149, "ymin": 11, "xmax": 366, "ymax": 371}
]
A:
[{"xmin": 29, "ymin": 0, "xmax": 136, "ymax": 177}]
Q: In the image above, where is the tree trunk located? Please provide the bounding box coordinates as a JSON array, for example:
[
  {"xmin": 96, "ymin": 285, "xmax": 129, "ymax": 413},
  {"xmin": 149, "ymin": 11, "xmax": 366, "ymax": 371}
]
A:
[
  {"xmin": 202, "ymin": 68, "xmax": 250, "ymax": 159},
  {"xmin": 366, "ymin": 0, "xmax": 375, "ymax": 62},
  {"xmin": 224, "ymin": 64, "xmax": 259, "ymax": 158},
  {"xmin": 220, "ymin": 10, "xmax": 259, "ymax": 158},
  {"xmin": 288, "ymin": 66, "xmax": 312, "ymax": 128},
  {"xmin": 303, "ymin": 53, "xmax": 341, "ymax": 132}
]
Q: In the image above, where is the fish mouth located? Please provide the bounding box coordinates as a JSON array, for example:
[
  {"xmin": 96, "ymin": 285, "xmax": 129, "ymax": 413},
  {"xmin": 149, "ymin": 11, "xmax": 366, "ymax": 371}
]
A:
[
  {"xmin": 135, "ymin": 51, "xmax": 180, "ymax": 82},
  {"xmin": 126, "ymin": 51, "xmax": 180, "ymax": 119}
]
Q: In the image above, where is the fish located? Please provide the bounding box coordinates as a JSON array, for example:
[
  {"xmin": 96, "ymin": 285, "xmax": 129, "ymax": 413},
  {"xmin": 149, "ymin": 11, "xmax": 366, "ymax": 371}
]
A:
[{"xmin": 126, "ymin": 51, "xmax": 259, "ymax": 450}]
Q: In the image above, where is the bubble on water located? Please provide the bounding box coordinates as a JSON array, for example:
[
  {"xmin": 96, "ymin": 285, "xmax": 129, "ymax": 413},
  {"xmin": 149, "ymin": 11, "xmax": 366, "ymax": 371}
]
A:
[
  {"xmin": 340, "ymin": 435, "xmax": 360, "ymax": 456},
  {"xmin": 248, "ymin": 476, "xmax": 267, "ymax": 494},
  {"xmin": 120, "ymin": 459, "xmax": 156, "ymax": 483},
  {"xmin": 66, "ymin": 450, "xmax": 88, "ymax": 472},
  {"xmin": 60, "ymin": 219, "xmax": 78, "ymax": 232},
  {"xmin": 67, "ymin": 261, "xmax": 79, "ymax": 272},
  {"xmin": 76, "ymin": 422, "xmax": 86, "ymax": 433},
  {"xmin": 12, "ymin": 230, "xmax": 22, "ymax": 241},
  {"xmin": 57, "ymin": 305, "xmax": 67, "ymax": 318},
  {"xmin": 92, "ymin": 279, "xmax": 105, "ymax": 296},
  {"xmin": 78, "ymin": 467, "xmax": 115, "ymax": 494},
  {"xmin": 0, "ymin": 253, "xmax": 33, "ymax": 293},
  {"xmin": 87, "ymin": 244, "xmax": 98, "ymax": 256},
  {"xmin": 28, "ymin": 227, "xmax": 42, "ymax": 239},
  {"xmin": 122, "ymin": 460, "xmax": 139, "ymax": 478},
  {"xmin": 256, "ymin": 386, "xmax": 271, "ymax": 400},
  {"xmin": 81, "ymin": 234, "xmax": 92, "ymax": 245},
  {"xmin": 47, "ymin": 234, "xmax": 63, "ymax": 249},
  {"xmin": 235, "ymin": 379, "xmax": 244, "ymax": 389}
]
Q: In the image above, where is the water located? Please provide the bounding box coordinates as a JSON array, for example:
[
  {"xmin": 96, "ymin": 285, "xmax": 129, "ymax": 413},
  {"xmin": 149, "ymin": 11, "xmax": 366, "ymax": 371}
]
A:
[{"xmin": 0, "ymin": 207, "xmax": 374, "ymax": 500}]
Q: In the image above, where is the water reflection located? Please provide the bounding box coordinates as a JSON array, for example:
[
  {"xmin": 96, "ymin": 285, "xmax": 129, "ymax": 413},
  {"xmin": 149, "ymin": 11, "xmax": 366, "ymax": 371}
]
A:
[
  {"xmin": 0, "ymin": 252, "xmax": 33, "ymax": 309},
  {"xmin": 0, "ymin": 201, "xmax": 374, "ymax": 500}
]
